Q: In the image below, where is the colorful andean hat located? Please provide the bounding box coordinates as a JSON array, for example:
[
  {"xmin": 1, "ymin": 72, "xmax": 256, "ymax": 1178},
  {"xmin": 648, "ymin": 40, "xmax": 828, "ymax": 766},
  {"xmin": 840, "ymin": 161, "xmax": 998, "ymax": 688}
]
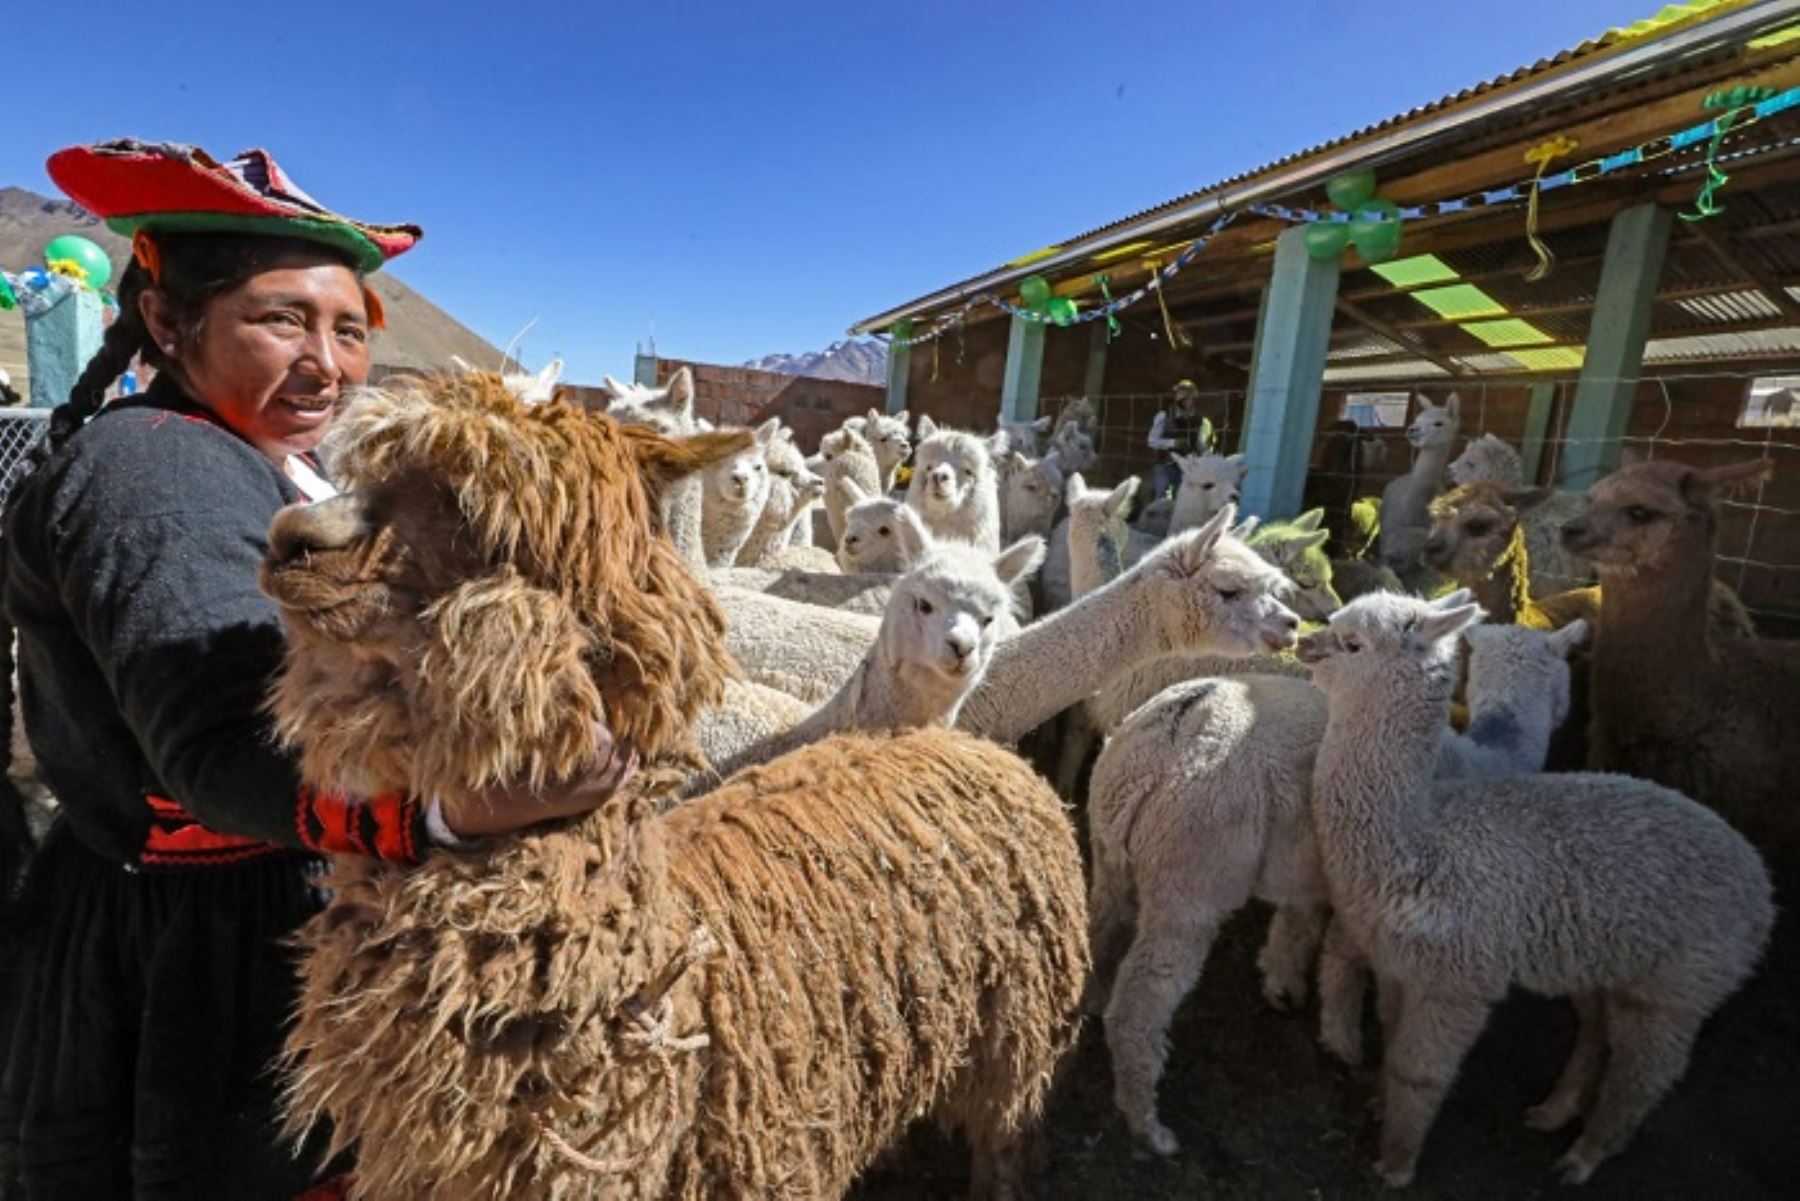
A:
[{"xmin": 46, "ymin": 139, "xmax": 420, "ymax": 274}]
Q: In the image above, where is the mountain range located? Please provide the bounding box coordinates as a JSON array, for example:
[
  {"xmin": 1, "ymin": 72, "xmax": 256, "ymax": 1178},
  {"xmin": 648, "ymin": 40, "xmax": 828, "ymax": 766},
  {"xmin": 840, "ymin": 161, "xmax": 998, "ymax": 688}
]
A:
[
  {"xmin": 1, "ymin": 185, "xmax": 510, "ymax": 392},
  {"xmin": 743, "ymin": 338, "xmax": 887, "ymax": 386}
]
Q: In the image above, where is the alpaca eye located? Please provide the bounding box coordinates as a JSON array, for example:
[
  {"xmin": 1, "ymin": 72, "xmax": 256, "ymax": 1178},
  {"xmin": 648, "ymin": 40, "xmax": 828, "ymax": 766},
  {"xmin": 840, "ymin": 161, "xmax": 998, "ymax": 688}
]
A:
[
  {"xmin": 1215, "ymin": 586, "xmax": 1241, "ymax": 602},
  {"xmin": 917, "ymin": 598, "xmax": 935, "ymax": 616},
  {"xmin": 877, "ymin": 526, "xmax": 891, "ymax": 537},
  {"xmin": 981, "ymin": 615, "xmax": 993, "ymax": 628},
  {"xmin": 1343, "ymin": 637, "xmax": 1362, "ymax": 653},
  {"xmin": 1465, "ymin": 520, "xmax": 1492, "ymax": 536},
  {"xmin": 1202, "ymin": 482, "xmax": 1214, "ymax": 490},
  {"xmin": 1626, "ymin": 506, "xmax": 1656, "ymax": 523}
]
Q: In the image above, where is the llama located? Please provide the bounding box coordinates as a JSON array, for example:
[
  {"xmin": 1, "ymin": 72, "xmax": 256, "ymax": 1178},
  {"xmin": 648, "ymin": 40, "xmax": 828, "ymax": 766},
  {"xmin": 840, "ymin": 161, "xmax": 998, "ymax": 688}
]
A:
[
  {"xmin": 818, "ymin": 426, "xmax": 883, "ymax": 546},
  {"xmin": 1447, "ymin": 432, "xmax": 1591, "ymax": 592},
  {"xmin": 1378, "ymin": 393, "xmax": 1459, "ymax": 589},
  {"xmin": 601, "ymin": 367, "xmax": 707, "ymax": 568},
  {"xmin": 737, "ymin": 433, "xmax": 826, "ymax": 567},
  {"xmin": 907, "ymin": 416, "xmax": 1002, "ymax": 552},
  {"xmin": 262, "ymin": 373, "xmax": 1089, "ymax": 1201},
  {"xmin": 836, "ymin": 485, "xmax": 934, "ymax": 574},
  {"xmin": 1301, "ymin": 591, "xmax": 1771, "ymax": 1188},
  {"xmin": 997, "ymin": 451, "xmax": 1066, "ymax": 545},
  {"xmin": 1563, "ymin": 459, "xmax": 1800, "ymax": 851},
  {"xmin": 1089, "ymin": 617, "xmax": 1592, "ymax": 1155},
  {"xmin": 843, "ymin": 408, "xmax": 913, "ymax": 492},
  {"xmin": 699, "ymin": 418, "xmax": 780, "ymax": 567},
  {"xmin": 703, "ymin": 537, "xmax": 1045, "ymax": 780}
]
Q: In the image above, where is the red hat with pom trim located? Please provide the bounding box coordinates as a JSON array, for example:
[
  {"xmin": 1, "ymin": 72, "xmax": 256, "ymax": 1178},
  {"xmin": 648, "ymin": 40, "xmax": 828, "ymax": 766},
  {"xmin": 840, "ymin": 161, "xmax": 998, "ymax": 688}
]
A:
[{"xmin": 46, "ymin": 139, "xmax": 420, "ymax": 275}]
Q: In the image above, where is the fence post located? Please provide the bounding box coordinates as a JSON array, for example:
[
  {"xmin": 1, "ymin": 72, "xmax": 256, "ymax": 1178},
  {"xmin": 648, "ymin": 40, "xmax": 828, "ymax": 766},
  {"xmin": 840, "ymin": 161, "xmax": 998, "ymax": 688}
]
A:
[
  {"xmin": 1520, "ymin": 381, "xmax": 1556, "ymax": 484},
  {"xmin": 1558, "ymin": 202, "xmax": 1673, "ymax": 491},
  {"xmin": 25, "ymin": 286, "xmax": 104, "ymax": 410},
  {"xmin": 1238, "ymin": 224, "xmax": 1341, "ymax": 518},
  {"xmin": 885, "ymin": 332, "xmax": 911, "ymax": 417},
  {"xmin": 999, "ymin": 313, "xmax": 1045, "ymax": 425}
]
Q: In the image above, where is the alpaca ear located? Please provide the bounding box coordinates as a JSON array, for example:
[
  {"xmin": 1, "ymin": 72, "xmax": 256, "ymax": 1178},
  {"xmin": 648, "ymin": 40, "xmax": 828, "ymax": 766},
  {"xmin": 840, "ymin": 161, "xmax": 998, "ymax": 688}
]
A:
[
  {"xmin": 1229, "ymin": 514, "xmax": 1261, "ymax": 540},
  {"xmin": 1291, "ymin": 508, "xmax": 1325, "ymax": 532},
  {"xmin": 665, "ymin": 367, "xmax": 696, "ymax": 419},
  {"xmin": 916, "ymin": 415, "xmax": 938, "ymax": 440},
  {"xmin": 1417, "ymin": 600, "xmax": 1485, "ymax": 645},
  {"xmin": 753, "ymin": 418, "xmax": 781, "ymax": 447},
  {"xmin": 1108, "ymin": 476, "xmax": 1139, "ymax": 515},
  {"xmin": 1547, "ymin": 618, "xmax": 1589, "ymax": 657},
  {"xmin": 866, "ymin": 407, "xmax": 882, "ymax": 425},
  {"xmin": 1502, "ymin": 486, "xmax": 1555, "ymax": 514},
  {"xmin": 894, "ymin": 409, "xmax": 909, "ymax": 426},
  {"xmin": 1178, "ymin": 503, "xmax": 1236, "ymax": 570},
  {"xmin": 626, "ymin": 426, "xmax": 754, "ymax": 498},
  {"xmin": 537, "ymin": 358, "xmax": 564, "ymax": 390},
  {"xmin": 1031, "ymin": 416, "xmax": 1052, "ymax": 433},
  {"xmin": 993, "ymin": 535, "xmax": 1047, "ymax": 587},
  {"xmin": 842, "ymin": 416, "xmax": 867, "ymax": 437},
  {"xmin": 1297, "ymin": 528, "xmax": 1329, "ymax": 552},
  {"xmin": 1065, "ymin": 472, "xmax": 1088, "ymax": 503},
  {"xmin": 1227, "ymin": 453, "xmax": 1247, "ymax": 482},
  {"xmin": 1006, "ymin": 451, "xmax": 1029, "ymax": 473},
  {"xmin": 1430, "ymin": 587, "xmax": 1474, "ymax": 610},
  {"xmin": 894, "ymin": 505, "xmax": 933, "ymax": 552},
  {"xmin": 1444, "ymin": 393, "xmax": 1462, "ymax": 421},
  {"xmin": 840, "ymin": 476, "xmax": 868, "ymax": 503},
  {"xmin": 1684, "ymin": 459, "xmax": 1774, "ymax": 500}
]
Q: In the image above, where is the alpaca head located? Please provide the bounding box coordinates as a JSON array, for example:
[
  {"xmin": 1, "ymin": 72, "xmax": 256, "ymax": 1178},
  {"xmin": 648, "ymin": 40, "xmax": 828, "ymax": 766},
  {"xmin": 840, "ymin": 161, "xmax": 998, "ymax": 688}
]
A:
[
  {"xmin": 1448, "ymin": 433, "xmax": 1523, "ymax": 488},
  {"xmin": 1128, "ymin": 506, "xmax": 1301, "ymax": 657},
  {"xmin": 1560, "ymin": 458, "xmax": 1773, "ymax": 578},
  {"xmin": 819, "ymin": 425, "xmax": 877, "ymax": 471},
  {"xmin": 1054, "ymin": 394, "xmax": 1099, "ymax": 434},
  {"xmin": 452, "ymin": 355, "xmax": 564, "ymax": 405},
  {"xmin": 1065, "ymin": 472, "xmax": 1137, "ymax": 573},
  {"xmin": 1423, "ymin": 483, "xmax": 1552, "ymax": 583},
  {"xmin": 848, "ymin": 407, "xmax": 912, "ymax": 469},
  {"xmin": 763, "ymin": 427, "xmax": 825, "ymax": 507},
  {"xmin": 1246, "ymin": 508, "xmax": 1341, "ymax": 621},
  {"xmin": 999, "ymin": 451, "xmax": 1065, "ymax": 541},
  {"xmin": 910, "ymin": 425, "xmax": 996, "ymax": 518},
  {"xmin": 1050, "ymin": 422, "xmax": 1098, "ymax": 474},
  {"xmin": 1405, "ymin": 394, "xmax": 1461, "ymax": 452},
  {"xmin": 989, "ymin": 414, "xmax": 1053, "ymax": 458},
  {"xmin": 879, "ymin": 536, "xmax": 1046, "ymax": 725},
  {"xmin": 1297, "ymin": 590, "xmax": 1486, "ymax": 705},
  {"xmin": 260, "ymin": 372, "xmax": 747, "ymax": 805},
  {"xmin": 706, "ymin": 418, "xmax": 779, "ymax": 506},
  {"xmin": 1173, "ymin": 452, "xmax": 1246, "ymax": 518},
  {"xmin": 838, "ymin": 487, "xmax": 933, "ymax": 573},
  {"xmin": 1463, "ymin": 620, "xmax": 1587, "ymax": 732},
  {"xmin": 600, "ymin": 367, "xmax": 698, "ymax": 436}
]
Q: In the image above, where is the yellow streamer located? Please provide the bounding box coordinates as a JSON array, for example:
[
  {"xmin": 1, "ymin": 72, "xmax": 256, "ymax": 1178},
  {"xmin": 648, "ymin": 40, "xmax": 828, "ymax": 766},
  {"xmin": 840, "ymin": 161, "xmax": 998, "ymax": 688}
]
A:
[
  {"xmin": 1522, "ymin": 135, "xmax": 1579, "ymax": 282},
  {"xmin": 1146, "ymin": 258, "xmax": 1190, "ymax": 349}
]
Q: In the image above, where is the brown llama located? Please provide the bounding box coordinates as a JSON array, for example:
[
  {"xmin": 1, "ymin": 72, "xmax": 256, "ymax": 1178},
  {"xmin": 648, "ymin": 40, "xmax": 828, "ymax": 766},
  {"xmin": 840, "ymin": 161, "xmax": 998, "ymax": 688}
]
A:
[
  {"xmin": 261, "ymin": 373, "xmax": 1089, "ymax": 1201},
  {"xmin": 1562, "ymin": 459, "xmax": 1800, "ymax": 852}
]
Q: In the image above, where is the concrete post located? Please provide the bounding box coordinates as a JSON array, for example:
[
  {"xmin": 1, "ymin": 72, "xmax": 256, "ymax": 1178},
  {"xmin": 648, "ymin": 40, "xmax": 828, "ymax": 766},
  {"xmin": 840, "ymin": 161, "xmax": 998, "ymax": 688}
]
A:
[
  {"xmin": 26, "ymin": 287, "xmax": 104, "ymax": 410},
  {"xmin": 632, "ymin": 349, "xmax": 659, "ymax": 387},
  {"xmin": 999, "ymin": 313, "xmax": 1045, "ymax": 425},
  {"xmin": 885, "ymin": 327, "xmax": 911, "ymax": 416}
]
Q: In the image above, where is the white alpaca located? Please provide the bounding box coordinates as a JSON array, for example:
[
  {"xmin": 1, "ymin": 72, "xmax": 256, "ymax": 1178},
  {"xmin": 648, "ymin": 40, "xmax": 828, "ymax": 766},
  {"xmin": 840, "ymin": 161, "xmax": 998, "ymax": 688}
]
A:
[
  {"xmin": 738, "ymin": 431, "xmax": 826, "ymax": 567},
  {"xmin": 1379, "ymin": 394, "xmax": 1459, "ymax": 587},
  {"xmin": 997, "ymin": 451, "xmax": 1066, "ymax": 545},
  {"xmin": 1167, "ymin": 452, "xmax": 1246, "ymax": 535},
  {"xmin": 702, "ymin": 538, "xmax": 1046, "ymax": 782},
  {"xmin": 1303, "ymin": 592, "xmax": 1771, "ymax": 1188},
  {"xmin": 1447, "ymin": 432, "xmax": 1592, "ymax": 591},
  {"xmin": 1040, "ymin": 477, "xmax": 1161, "ymax": 613},
  {"xmin": 836, "ymin": 485, "xmax": 933, "ymax": 574},
  {"xmin": 1088, "ymin": 616, "xmax": 1588, "ymax": 1158},
  {"xmin": 843, "ymin": 408, "xmax": 913, "ymax": 492},
  {"xmin": 990, "ymin": 414, "xmax": 1053, "ymax": 459},
  {"xmin": 907, "ymin": 416, "xmax": 1002, "ymax": 552},
  {"xmin": 700, "ymin": 419, "xmax": 780, "ymax": 567},
  {"xmin": 818, "ymin": 427, "xmax": 883, "ymax": 546},
  {"xmin": 601, "ymin": 368, "xmax": 706, "ymax": 567}
]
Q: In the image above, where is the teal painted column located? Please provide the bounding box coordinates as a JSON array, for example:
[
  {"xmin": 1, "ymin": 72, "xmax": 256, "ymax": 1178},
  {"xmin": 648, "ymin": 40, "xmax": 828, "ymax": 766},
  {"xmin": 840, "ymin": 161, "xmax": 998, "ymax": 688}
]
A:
[
  {"xmin": 1082, "ymin": 320, "xmax": 1108, "ymax": 400},
  {"xmin": 1238, "ymin": 224, "xmax": 1341, "ymax": 518},
  {"xmin": 26, "ymin": 286, "xmax": 104, "ymax": 410},
  {"xmin": 885, "ymin": 323, "xmax": 911, "ymax": 416},
  {"xmin": 632, "ymin": 349, "xmax": 659, "ymax": 387},
  {"xmin": 1519, "ymin": 382, "xmax": 1556, "ymax": 485},
  {"xmin": 999, "ymin": 313, "xmax": 1045, "ymax": 425},
  {"xmin": 1558, "ymin": 203, "xmax": 1673, "ymax": 491}
]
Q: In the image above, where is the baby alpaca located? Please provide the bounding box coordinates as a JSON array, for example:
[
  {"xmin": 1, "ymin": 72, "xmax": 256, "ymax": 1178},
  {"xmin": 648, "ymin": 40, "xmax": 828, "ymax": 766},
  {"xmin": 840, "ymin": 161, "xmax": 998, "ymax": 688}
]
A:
[
  {"xmin": 700, "ymin": 418, "xmax": 780, "ymax": 567},
  {"xmin": 844, "ymin": 408, "xmax": 913, "ymax": 491},
  {"xmin": 1168, "ymin": 452, "xmax": 1246, "ymax": 535},
  {"xmin": 837, "ymin": 484, "xmax": 934, "ymax": 573},
  {"xmin": 998, "ymin": 451, "xmax": 1066, "ymax": 544},
  {"xmin": 601, "ymin": 367, "xmax": 707, "ymax": 566},
  {"xmin": 991, "ymin": 414, "xmax": 1053, "ymax": 459},
  {"xmin": 1302, "ymin": 591, "xmax": 1771, "ymax": 1188},
  {"xmin": 739, "ymin": 430, "xmax": 827, "ymax": 566},
  {"xmin": 908, "ymin": 416, "xmax": 1002, "ymax": 552},
  {"xmin": 819, "ymin": 426, "xmax": 884, "ymax": 546},
  {"xmin": 1379, "ymin": 394, "xmax": 1459, "ymax": 589}
]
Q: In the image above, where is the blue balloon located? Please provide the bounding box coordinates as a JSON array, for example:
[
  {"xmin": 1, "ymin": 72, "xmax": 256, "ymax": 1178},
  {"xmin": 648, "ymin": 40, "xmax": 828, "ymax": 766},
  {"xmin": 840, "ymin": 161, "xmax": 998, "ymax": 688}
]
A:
[{"xmin": 21, "ymin": 268, "xmax": 49, "ymax": 290}]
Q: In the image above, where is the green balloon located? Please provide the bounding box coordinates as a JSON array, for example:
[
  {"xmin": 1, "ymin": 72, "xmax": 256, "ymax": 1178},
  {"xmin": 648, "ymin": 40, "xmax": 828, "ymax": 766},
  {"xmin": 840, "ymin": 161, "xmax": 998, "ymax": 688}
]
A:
[
  {"xmin": 1020, "ymin": 274, "xmax": 1053, "ymax": 311},
  {"xmin": 1304, "ymin": 221, "xmax": 1352, "ymax": 260},
  {"xmin": 43, "ymin": 234, "xmax": 113, "ymax": 289},
  {"xmin": 1349, "ymin": 198, "xmax": 1403, "ymax": 262},
  {"xmin": 1047, "ymin": 296, "xmax": 1079, "ymax": 326},
  {"xmin": 1326, "ymin": 168, "xmax": 1378, "ymax": 211}
]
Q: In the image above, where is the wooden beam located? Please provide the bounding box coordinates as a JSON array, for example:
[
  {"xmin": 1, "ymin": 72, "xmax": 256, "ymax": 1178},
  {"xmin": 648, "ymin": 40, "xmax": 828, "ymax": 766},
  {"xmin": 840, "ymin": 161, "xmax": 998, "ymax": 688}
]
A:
[
  {"xmin": 1334, "ymin": 296, "xmax": 1467, "ymax": 376},
  {"xmin": 1687, "ymin": 221, "xmax": 1800, "ymax": 321}
]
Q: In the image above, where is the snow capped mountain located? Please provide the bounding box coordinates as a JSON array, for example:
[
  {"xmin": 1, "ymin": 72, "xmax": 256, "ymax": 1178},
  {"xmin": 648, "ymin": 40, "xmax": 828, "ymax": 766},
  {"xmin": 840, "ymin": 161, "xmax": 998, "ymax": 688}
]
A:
[{"xmin": 744, "ymin": 338, "xmax": 887, "ymax": 386}]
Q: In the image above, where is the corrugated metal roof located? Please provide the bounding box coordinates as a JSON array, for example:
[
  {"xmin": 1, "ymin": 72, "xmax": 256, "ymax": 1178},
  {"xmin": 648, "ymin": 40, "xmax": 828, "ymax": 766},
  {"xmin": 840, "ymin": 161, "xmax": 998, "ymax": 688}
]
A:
[{"xmin": 1643, "ymin": 325, "xmax": 1800, "ymax": 358}]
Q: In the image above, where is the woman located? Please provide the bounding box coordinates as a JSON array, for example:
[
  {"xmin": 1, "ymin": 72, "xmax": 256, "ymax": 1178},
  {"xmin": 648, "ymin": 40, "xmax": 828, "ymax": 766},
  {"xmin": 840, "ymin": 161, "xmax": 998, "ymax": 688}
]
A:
[{"xmin": 0, "ymin": 141, "xmax": 634, "ymax": 1200}]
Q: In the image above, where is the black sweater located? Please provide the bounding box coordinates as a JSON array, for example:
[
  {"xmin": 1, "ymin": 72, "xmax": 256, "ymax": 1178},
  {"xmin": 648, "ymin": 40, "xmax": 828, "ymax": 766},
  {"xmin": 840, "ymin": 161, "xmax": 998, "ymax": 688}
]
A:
[{"xmin": 3, "ymin": 377, "xmax": 426, "ymax": 866}]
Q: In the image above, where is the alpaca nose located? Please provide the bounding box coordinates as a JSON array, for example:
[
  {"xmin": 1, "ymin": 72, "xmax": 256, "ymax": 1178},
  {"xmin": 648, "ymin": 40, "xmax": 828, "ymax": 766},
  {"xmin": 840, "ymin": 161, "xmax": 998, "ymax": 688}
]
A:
[
  {"xmin": 946, "ymin": 630, "xmax": 976, "ymax": 660},
  {"xmin": 267, "ymin": 495, "xmax": 366, "ymax": 566},
  {"xmin": 1423, "ymin": 533, "xmax": 1450, "ymax": 564},
  {"xmin": 1561, "ymin": 518, "xmax": 1588, "ymax": 548},
  {"xmin": 844, "ymin": 534, "xmax": 861, "ymax": 550}
]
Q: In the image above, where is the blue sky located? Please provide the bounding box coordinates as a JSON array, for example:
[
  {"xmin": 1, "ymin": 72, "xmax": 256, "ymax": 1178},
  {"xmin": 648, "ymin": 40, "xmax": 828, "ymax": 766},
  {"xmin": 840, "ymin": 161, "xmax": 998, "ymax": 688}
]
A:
[{"xmin": 2, "ymin": 0, "xmax": 1659, "ymax": 380}]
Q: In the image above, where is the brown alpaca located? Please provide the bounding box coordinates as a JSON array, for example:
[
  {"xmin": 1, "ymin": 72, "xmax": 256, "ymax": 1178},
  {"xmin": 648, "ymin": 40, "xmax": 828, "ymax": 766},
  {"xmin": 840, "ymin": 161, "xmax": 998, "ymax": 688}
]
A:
[
  {"xmin": 263, "ymin": 373, "xmax": 1089, "ymax": 1200},
  {"xmin": 1563, "ymin": 459, "xmax": 1800, "ymax": 851}
]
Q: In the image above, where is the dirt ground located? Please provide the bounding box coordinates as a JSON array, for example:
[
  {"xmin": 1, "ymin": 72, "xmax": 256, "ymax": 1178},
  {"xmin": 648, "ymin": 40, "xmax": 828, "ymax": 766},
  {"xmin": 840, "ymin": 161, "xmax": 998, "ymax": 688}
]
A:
[{"xmin": 849, "ymin": 750, "xmax": 1800, "ymax": 1201}]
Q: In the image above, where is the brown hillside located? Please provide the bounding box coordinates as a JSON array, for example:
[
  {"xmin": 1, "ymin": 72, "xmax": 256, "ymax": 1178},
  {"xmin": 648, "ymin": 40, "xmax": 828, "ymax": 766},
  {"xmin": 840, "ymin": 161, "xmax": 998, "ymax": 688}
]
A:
[{"xmin": 1, "ymin": 185, "xmax": 509, "ymax": 394}]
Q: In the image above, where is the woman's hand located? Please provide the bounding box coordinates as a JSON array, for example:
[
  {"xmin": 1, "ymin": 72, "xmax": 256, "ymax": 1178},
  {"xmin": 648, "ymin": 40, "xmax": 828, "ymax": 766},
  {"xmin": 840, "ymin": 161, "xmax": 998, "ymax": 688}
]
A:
[{"xmin": 438, "ymin": 724, "xmax": 639, "ymax": 840}]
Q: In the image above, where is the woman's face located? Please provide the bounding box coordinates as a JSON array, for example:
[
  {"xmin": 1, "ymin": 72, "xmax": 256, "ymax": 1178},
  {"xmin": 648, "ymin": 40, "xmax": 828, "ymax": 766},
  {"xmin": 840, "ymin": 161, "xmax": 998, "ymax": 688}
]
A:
[{"xmin": 144, "ymin": 256, "xmax": 371, "ymax": 461}]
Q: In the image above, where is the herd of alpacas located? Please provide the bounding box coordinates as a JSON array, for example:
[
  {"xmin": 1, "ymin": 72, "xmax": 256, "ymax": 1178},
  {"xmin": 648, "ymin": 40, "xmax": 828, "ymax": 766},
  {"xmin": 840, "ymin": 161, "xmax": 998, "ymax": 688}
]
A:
[{"xmin": 247, "ymin": 366, "xmax": 1796, "ymax": 1199}]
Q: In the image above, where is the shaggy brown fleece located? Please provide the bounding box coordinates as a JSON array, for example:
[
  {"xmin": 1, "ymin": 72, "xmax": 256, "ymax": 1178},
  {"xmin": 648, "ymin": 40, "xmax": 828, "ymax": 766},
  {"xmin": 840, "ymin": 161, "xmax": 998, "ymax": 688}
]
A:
[
  {"xmin": 262, "ymin": 372, "xmax": 747, "ymax": 802},
  {"xmin": 284, "ymin": 730, "xmax": 1088, "ymax": 1200}
]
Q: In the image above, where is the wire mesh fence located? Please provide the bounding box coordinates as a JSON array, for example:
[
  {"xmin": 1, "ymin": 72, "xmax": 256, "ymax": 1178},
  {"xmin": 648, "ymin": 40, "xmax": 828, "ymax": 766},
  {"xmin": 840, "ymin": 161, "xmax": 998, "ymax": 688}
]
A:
[{"xmin": 0, "ymin": 410, "xmax": 48, "ymax": 511}]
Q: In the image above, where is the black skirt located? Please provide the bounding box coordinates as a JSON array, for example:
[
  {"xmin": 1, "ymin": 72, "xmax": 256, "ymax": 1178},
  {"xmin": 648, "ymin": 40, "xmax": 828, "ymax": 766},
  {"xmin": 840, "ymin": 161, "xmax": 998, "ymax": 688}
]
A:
[{"xmin": 0, "ymin": 824, "xmax": 337, "ymax": 1200}]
